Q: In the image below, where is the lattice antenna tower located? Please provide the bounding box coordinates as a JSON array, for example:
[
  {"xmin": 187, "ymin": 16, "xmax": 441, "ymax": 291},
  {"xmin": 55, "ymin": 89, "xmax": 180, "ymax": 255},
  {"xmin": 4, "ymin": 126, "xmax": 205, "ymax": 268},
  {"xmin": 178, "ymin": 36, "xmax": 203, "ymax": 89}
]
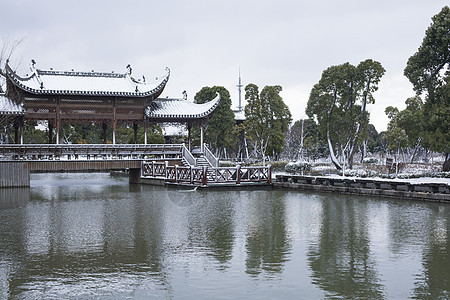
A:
[{"xmin": 237, "ymin": 68, "xmax": 243, "ymax": 111}]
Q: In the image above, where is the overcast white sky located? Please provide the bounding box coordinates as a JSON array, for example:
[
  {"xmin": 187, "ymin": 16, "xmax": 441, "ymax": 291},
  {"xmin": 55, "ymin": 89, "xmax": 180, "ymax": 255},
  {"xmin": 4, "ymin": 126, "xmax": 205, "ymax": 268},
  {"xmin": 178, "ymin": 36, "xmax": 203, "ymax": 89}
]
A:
[{"xmin": 3, "ymin": 0, "xmax": 448, "ymax": 131}]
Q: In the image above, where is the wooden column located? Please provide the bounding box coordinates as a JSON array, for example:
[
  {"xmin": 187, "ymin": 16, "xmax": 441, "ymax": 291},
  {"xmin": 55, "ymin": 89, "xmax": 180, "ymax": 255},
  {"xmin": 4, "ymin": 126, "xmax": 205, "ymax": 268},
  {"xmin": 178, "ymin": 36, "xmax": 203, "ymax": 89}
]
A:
[
  {"xmin": 144, "ymin": 116, "xmax": 148, "ymax": 145},
  {"xmin": 103, "ymin": 122, "xmax": 107, "ymax": 144},
  {"xmin": 56, "ymin": 96, "xmax": 61, "ymax": 144},
  {"xmin": 112, "ymin": 97, "xmax": 116, "ymax": 144},
  {"xmin": 13, "ymin": 117, "xmax": 24, "ymax": 144},
  {"xmin": 48, "ymin": 122, "xmax": 54, "ymax": 144},
  {"xmin": 133, "ymin": 123, "xmax": 138, "ymax": 144},
  {"xmin": 19, "ymin": 117, "xmax": 24, "ymax": 144},
  {"xmin": 187, "ymin": 123, "xmax": 192, "ymax": 151},
  {"xmin": 200, "ymin": 123, "xmax": 204, "ymax": 153},
  {"xmin": 14, "ymin": 120, "xmax": 19, "ymax": 144}
]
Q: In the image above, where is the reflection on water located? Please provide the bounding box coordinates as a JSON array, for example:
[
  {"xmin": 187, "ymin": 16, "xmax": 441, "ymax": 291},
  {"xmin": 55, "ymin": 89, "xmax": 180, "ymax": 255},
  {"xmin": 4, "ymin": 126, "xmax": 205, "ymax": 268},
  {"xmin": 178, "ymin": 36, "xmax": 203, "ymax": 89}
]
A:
[
  {"xmin": 245, "ymin": 190, "xmax": 290, "ymax": 277},
  {"xmin": 0, "ymin": 188, "xmax": 30, "ymax": 209},
  {"xmin": 308, "ymin": 197, "xmax": 384, "ymax": 299},
  {"xmin": 0, "ymin": 173, "xmax": 448, "ymax": 299}
]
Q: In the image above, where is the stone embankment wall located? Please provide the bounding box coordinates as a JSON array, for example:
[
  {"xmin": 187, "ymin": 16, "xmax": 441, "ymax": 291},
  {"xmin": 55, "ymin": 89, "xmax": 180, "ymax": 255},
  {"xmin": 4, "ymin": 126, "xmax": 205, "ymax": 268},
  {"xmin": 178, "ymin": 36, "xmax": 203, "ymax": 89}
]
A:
[{"xmin": 273, "ymin": 175, "xmax": 450, "ymax": 202}]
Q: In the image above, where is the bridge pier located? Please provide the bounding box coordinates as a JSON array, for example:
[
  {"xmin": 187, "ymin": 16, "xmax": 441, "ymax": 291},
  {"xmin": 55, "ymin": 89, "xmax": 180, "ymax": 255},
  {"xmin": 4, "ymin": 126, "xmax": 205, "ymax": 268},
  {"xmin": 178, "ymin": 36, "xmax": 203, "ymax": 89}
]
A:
[
  {"xmin": 0, "ymin": 162, "xmax": 30, "ymax": 187},
  {"xmin": 129, "ymin": 168, "xmax": 142, "ymax": 184}
]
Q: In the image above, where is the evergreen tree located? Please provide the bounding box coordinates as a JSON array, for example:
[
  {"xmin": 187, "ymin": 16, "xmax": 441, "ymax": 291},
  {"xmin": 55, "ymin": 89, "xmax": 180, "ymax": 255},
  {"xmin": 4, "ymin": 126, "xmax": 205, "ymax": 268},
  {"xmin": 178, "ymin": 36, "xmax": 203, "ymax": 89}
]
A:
[
  {"xmin": 306, "ymin": 59, "xmax": 385, "ymax": 170},
  {"xmin": 404, "ymin": 6, "xmax": 449, "ymax": 170},
  {"xmin": 385, "ymin": 96, "xmax": 426, "ymax": 163},
  {"xmin": 244, "ymin": 84, "xmax": 292, "ymax": 163},
  {"xmin": 194, "ymin": 86, "xmax": 235, "ymax": 157}
]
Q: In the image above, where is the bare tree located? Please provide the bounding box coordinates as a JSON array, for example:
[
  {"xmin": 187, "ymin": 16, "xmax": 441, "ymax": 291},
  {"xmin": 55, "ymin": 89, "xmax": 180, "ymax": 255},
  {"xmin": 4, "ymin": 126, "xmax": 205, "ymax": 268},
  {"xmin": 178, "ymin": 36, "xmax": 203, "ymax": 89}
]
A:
[{"xmin": 0, "ymin": 38, "xmax": 23, "ymax": 76}]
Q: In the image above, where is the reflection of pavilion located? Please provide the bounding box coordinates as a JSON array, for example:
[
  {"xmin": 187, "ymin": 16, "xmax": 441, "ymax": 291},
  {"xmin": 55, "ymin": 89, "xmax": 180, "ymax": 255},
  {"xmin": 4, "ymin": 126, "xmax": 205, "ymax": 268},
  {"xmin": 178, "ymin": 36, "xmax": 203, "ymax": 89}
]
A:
[{"xmin": 1, "ymin": 60, "xmax": 220, "ymax": 152}]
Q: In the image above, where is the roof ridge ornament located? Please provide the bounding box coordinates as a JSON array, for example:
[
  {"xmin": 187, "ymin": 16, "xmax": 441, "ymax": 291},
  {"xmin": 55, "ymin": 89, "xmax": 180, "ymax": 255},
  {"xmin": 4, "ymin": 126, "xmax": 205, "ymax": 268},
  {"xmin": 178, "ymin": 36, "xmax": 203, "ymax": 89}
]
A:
[
  {"xmin": 126, "ymin": 64, "xmax": 132, "ymax": 75},
  {"xmin": 30, "ymin": 59, "xmax": 44, "ymax": 89},
  {"xmin": 30, "ymin": 59, "xmax": 36, "ymax": 71}
]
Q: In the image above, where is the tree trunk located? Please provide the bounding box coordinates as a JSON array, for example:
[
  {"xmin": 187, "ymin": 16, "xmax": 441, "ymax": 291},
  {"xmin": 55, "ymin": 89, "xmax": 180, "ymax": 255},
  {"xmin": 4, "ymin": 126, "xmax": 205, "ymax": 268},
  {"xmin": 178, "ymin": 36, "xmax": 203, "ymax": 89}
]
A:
[
  {"xmin": 326, "ymin": 97, "xmax": 342, "ymax": 170},
  {"xmin": 327, "ymin": 133, "xmax": 341, "ymax": 170},
  {"xmin": 443, "ymin": 153, "xmax": 450, "ymax": 171}
]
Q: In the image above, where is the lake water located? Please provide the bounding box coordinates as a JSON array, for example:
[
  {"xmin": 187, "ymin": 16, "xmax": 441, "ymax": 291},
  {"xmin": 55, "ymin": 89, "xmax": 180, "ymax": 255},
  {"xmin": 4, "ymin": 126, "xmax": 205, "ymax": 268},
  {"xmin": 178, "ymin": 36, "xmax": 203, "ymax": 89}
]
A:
[{"xmin": 0, "ymin": 173, "xmax": 448, "ymax": 299}]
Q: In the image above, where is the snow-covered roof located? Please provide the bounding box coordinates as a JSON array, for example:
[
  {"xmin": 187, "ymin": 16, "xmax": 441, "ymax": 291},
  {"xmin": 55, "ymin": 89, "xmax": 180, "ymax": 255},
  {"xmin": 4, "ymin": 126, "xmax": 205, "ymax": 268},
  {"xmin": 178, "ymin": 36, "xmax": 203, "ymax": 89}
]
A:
[
  {"xmin": 0, "ymin": 94, "xmax": 25, "ymax": 115},
  {"xmin": 146, "ymin": 92, "xmax": 221, "ymax": 121},
  {"xmin": 5, "ymin": 60, "xmax": 169, "ymax": 98}
]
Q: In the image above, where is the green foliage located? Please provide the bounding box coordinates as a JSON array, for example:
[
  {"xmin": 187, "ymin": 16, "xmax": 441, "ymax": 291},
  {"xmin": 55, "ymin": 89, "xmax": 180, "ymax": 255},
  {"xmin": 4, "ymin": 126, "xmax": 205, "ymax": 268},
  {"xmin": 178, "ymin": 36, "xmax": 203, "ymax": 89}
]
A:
[
  {"xmin": 385, "ymin": 97, "xmax": 427, "ymax": 162},
  {"xmin": 285, "ymin": 161, "xmax": 311, "ymax": 174},
  {"xmin": 306, "ymin": 59, "xmax": 385, "ymax": 169},
  {"xmin": 61, "ymin": 124, "xmax": 104, "ymax": 144},
  {"xmin": 23, "ymin": 121, "xmax": 47, "ymax": 144},
  {"xmin": 404, "ymin": 6, "xmax": 449, "ymax": 99},
  {"xmin": 115, "ymin": 124, "xmax": 165, "ymax": 144},
  {"xmin": 244, "ymin": 84, "xmax": 292, "ymax": 160},
  {"xmin": 59, "ymin": 123, "xmax": 164, "ymax": 144},
  {"xmin": 147, "ymin": 125, "xmax": 166, "ymax": 144},
  {"xmin": 193, "ymin": 86, "xmax": 235, "ymax": 155},
  {"xmin": 365, "ymin": 124, "xmax": 381, "ymax": 153},
  {"xmin": 404, "ymin": 6, "xmax": 449, "ymax": 160},
  {"xmin": 284, "ymin": 119, "xmax": 324, "ymax": 160}
]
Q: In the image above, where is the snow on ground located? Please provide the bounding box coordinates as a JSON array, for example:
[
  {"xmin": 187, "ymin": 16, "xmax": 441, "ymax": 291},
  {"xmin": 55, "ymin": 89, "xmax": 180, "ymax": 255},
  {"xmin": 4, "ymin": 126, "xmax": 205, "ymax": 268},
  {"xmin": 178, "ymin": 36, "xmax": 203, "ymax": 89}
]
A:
[{"xmin": 274, "ymin": 161, "xmax": 450, "ymax": 185}]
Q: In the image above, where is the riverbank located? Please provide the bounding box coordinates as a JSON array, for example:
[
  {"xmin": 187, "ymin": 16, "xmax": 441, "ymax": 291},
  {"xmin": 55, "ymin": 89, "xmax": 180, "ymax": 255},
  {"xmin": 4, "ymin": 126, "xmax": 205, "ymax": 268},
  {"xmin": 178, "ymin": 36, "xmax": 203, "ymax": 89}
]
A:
[{"xmin": 273, "ymin": 174, "xmax": 450, "ymax": 202}]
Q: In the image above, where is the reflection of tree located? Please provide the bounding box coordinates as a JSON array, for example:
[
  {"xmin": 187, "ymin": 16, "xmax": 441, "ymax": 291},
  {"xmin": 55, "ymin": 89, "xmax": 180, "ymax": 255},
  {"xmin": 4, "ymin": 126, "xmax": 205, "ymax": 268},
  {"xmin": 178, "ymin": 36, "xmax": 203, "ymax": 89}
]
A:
[
  {"xmin": 308, "ymin": 196, "xmax": 384, "ymax": 299},
  {"xmin": 3, "ymin": 181, "xmax": 172, "ymax": 297},
  {"xmin": 245, "ymin": 191, "xmax": 290, "ymax": 276},
  {"xmin": 187, "ymin": 190, "xmax": 235, "ymax": 267},
  {"xmin": 412, "ymin": 205, "xmax": 450, "ymax": 299}
]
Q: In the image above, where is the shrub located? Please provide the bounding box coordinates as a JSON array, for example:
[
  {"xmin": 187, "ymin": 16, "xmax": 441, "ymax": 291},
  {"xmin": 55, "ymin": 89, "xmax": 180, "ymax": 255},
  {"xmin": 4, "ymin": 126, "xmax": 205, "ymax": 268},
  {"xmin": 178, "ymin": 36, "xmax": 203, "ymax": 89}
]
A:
[
  {"xmin": 285, "ymin": 161, "xmax": 312, "ymax": 174},
  {"xmin": 363, "ymin": 157, "xmax": 378, "ymax": 164}
]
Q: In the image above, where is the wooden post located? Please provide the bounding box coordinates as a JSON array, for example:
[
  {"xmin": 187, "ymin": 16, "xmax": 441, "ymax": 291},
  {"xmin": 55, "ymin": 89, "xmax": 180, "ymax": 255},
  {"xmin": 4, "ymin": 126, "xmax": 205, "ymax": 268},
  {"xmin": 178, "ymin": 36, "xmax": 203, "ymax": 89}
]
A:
[
  {"xmin": 103, "ymin": 122, "xmax": 107, "ymax": 144},
  {"xmin": 175, "ymin": 165, "xmax": 178, "ymax": 183},
  {"xmin": 14, "ymin": 122, "xmax": 18, "ymax": 144},
  {"xmin": 202, "ymin": 166, "xmax": 207, "ymax": 186},
  {"xmin": 133, "ymin": 123, "xmax": 138, "ymax": 144},
  {"xmin": 19, "ymin": 117, "xmax": 24, "ymax": 144},
  {"xmin": 48, "ymin": 122, "xmax": 54, "ymax": 144},
  {"xmin": 56, "ymin": 96, "xmax": 60, "ymax": 145},
  {"xmin": 268, "ymin": 165, "xmax": 272, "ymax": 184},
  {"xmin": 236, "ymin": 165, "xmax": 241, "ymax": 184},
  {"xmin": 187, "ymin": 123, "xmax": 192, "ymax": 151},
  {"xmin": 112, "ymin": 97, "xmax": 116, "ymax": 144},
  {"xmin": 165, "ymin": 161, "xmax": 168, "ymax": 179},
  {"xmin": 144, "ymin": 116, "xmax": 148, "ymax": 145},
  {"xmin": 200, "ymin": 123, "xmax": 204, "ymax": 153},
  {"xmin": 56, "ymin": 119, "xmax": 60, "ymax": 145}
]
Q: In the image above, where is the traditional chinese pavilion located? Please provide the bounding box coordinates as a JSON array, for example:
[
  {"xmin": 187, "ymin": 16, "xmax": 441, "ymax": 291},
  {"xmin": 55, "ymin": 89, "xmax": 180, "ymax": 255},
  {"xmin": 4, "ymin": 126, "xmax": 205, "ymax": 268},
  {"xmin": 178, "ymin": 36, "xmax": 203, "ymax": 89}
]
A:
[{"xmin": 1, "ymin": 60, "xmax": 220, "ymax": 147}]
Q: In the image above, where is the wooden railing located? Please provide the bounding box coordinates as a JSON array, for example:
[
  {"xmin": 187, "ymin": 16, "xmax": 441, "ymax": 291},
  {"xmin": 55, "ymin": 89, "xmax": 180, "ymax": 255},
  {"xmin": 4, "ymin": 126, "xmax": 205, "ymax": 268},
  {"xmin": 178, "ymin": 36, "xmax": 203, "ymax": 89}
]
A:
[
  {"xmin": 142, "ymin": 161, "xmax": 271, "ymax": 185},
  {"xmin": 0, "ymin": 144, "xmax": 186, "ymax": 160},
  {"xmin": 0, "ymin": 144, "xmax": 219, "ymax": 169}
]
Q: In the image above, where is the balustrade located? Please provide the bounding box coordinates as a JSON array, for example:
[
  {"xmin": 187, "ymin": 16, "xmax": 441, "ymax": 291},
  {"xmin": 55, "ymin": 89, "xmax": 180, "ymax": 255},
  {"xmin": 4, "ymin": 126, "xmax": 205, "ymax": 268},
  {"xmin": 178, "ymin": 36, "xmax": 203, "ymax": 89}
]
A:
[{"xmin": 141, "ymin": 162, "xmax": 271, "ymax": 186}]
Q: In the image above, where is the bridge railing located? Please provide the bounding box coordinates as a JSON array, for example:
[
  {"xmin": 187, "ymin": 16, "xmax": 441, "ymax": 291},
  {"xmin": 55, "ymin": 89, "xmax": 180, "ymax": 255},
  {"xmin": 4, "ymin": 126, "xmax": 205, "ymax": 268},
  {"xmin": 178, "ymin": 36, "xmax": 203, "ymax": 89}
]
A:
[
  {"xmin": 142, "ymin": 161, "xmax": 272, "ymax": 185},
  {"xmin": 0, "ymin": 144, "xmax": 186, "ymax": 160},
  {"xmin": 203, "ymin": 144, "xmax": 219, "ymax": 167},
  {"xmin": 181, "ymin": 144, "xmax": 197, "ymax": 166}
]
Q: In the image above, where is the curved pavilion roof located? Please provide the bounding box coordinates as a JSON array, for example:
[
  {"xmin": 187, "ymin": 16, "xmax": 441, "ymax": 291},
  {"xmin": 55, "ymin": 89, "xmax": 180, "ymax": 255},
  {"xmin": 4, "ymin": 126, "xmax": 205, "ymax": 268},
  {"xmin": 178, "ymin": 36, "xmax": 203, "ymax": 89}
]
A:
[
  {"xmin": 0, "ymin": 94, "xmax": 25, "ymax": 115},
  {"xmin": 5, "ymin": 61, "xmax": 169, "ymax": 98},
  {"xmin": 0, "ymin": 94, "xmax": 25, "ymax": 124},
  {"xmin": 146, "ymin": 92, "xmax": 221, "ymax": 122}
]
